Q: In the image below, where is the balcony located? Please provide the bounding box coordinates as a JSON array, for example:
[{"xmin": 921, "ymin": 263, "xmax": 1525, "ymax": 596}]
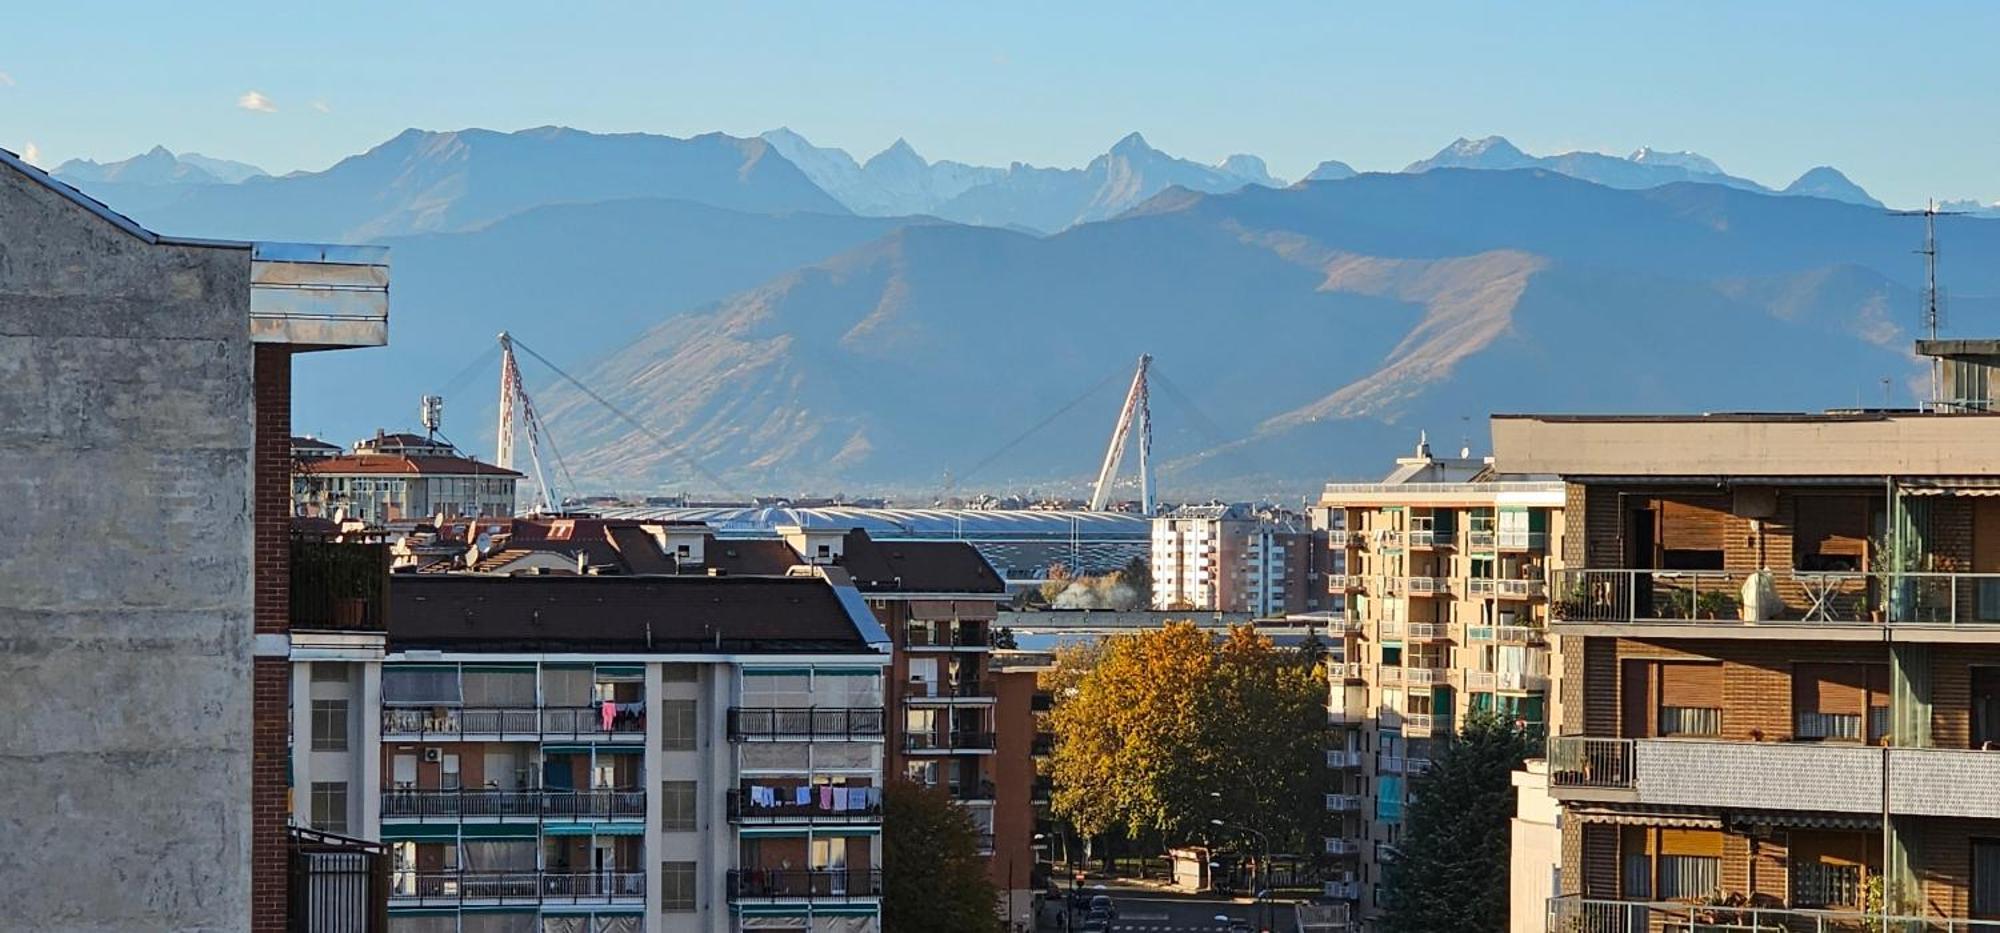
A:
[
  {"xmin": 1344, "ymin": 531, "xmax": 1368, "ymax": 548},
  {"xmin": 1462, "ymin": 578, "xmax": 1497, "ymax": 597},
  {"xmin": 1405, "ymin": 622, "xmax": 1452, "ymax": 642},
  {"xmin": 290, "ymin": 538, "xmax": 389, "ymax": 632},
  {"xmin": 1408, "ymin": 528, "xmax": 1455, "ymax": 550},
  {"xmin": 1403, "ymin": 713, "xmax": 1449, "ymax": 738},
  {"xmin": 1338, "ymin": 574, "xmax": 1367, "ymax": 592},
  {"xmin": 1495, "ymin": 578, "xmax": 1546, "ymax": 600},
  {"xmin": 1324, "ymin": 793, "xmax": 1363, "ymax": 813},
  {"xmin": 1463, "ymin": 671, "xmax": 1497, "ymax": 692},
  {"xmin": 904, "ymin": 622, "xmax": 991, "ymax": 652},
  {"xmin": 1323, "ymin": 876, "xmax": 1360, "ymax": 900},
  {"xmin": 1326, "ymin": 749, "xmax": 1362, "ymax": 769},
  {"xmin": 1376, "ymin": 665, "xmax": 1405, "ymax": 687},
  {"xmin": 1322, "ymin": 837, "xmax": 1361, "ymax": 857},
  {"xmin": 1332, "ymin": 662, "xmax": 1367, "ymax": 683},
  {"xmin": 1404, "ymin": 576, "xmax": 1451, "ymax": 597},
  {"xmin": 1544, "ymin": 895, "xmax": 2000, "ymax": 933},
  {"xmin": 1551, "ymin": 569, "xmax": 2000, "ymax": 637},
  {"xmin": 1032, "ymin": 731, "xmax": 1055, "ymax": 756},
  {"xmin": 381, "ymin": 788, "xmax": 646, "ymax": 822},
  {"xmin": 1545, "ymin": 736, "xmax": 2000, "ymax": 818},
  {"xmin": 1496, "ymin": 530, "xmax": 1547, "ymax": 551},
  {"xmin": 1403, "ymin": 666, "xmax": 1449, "ymax": 687},
  {"xmin": 1466, "ymin": 531, "xmax": 1497, "ymax": 550},
  {"xmin": 903, "ymin": 731, "xmax": 998, "ymax": 754},
  {"xmin": 380, "ymin": 705, "xmax": 644, "ymax": 742},
  {"xmin": 727, "ymin": 786, "xmax": 881, "ymax": 824},
  {"xmin": 1495, "ymin": 671, "xmax": 1549, "ymax": 693},
  {"xmin": 1031, "ymin": 777, "xmax": 1053, "ymax": 804},
  {"xmin": 1375, "ymin": 529, "xmax": 1404, "ymax": 547},
  {"xmin": 902, "ymin": 679, "xmax": 997, "ymax": 705},
  {"xmin": 727, "ymin": 869, "xmax": 883, "ymax": 904},
  {"xmin": 1376, "ymin": 754, "xmax": 1408, "ymax": 775},
  {"xmin": 727, "ymin": 707, "xmax": 886, "ymax": 741},
  {"xmin": 389, "ymin": 870, "xmax": 644, "ymax": 907}
]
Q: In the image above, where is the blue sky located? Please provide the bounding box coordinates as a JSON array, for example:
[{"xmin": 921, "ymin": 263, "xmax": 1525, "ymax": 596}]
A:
[{"xmin": 2, "ymin": 1, "xmax": 1995, "ymax": 207}]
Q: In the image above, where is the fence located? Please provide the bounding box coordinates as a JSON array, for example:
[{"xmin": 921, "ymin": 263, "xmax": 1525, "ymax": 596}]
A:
[{"xmin": 288, "ymin": 827, "xmax": 388, "ymax": 933}]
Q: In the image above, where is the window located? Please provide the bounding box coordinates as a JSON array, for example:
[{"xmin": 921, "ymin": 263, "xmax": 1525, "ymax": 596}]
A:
[
  {"xmin": 383, "ymin": 666, "xmax": 461, "ymax": 706},
  {"xmin": 660, "ymin": 861, "xmax": 697, "ymax": 911},
  {"xmin": 661, "ymin": 699, "xmax": 698, "ymax": 750},
  {"xmin": 661, "ymin": 781, "xmax": 697, "ymax": 831},
  {"xmin": 1654, "ymin": 662, "xmax": 1724, "ymax": 737},
  {"xmin": 1793, "ymin": 663, "xmax": 1889, "ymax": 743},
  {"xmin": 311, "ymin": 782, "xmax": 348, "ymax": 834},
  {"xmin": 1976, "ymin": 841, "xmax": 2000, "ymax": 919},
  {"xmin": 461, "ymin": 668, "xmax": 535, "ymax": 706},
  {"xmin": 1657, "ymin": 855, "xmax": 1720, "ymax": 900},
  {"xmin": 311, "ymin": 699, "xmax": 349, "ymax": 752},
  {"xmin": 441, "ymin": 754, "xmax": 461, "ymax": 791}
]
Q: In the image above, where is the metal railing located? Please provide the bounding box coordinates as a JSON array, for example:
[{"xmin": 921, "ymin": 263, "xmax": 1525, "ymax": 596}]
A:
[
  {"xmin": 1464, "ymin": 671, "xmax": 1498, "ymax": 691},
  {"xmin": 1326, "ymin": 749, "xmax": 1362, "ymax": 768},
  {"xmin": 1547, "ymin": 737, "xmax": 1634, "ymax": 789},
  {"xmin": 1406, "ymin": 622, "xmax": 1451, "ymax": 641},
  {"xmin": 726, "ymin": 869, "xmax": 883, "ymax": 903},
  {"xmin": 1552, "ymin": 569, "xmax": 2000, "ymax": 627},
  {"xmin": 1497, "ymin": 530, "xmax": 1548, "ymax": 551},
  {"xmin": 1464, "ymin": 578, "xmax": 1498, "ymax": 596},
  {"xmin": 1497, "ymin": 670, "xmax": 1550, "ymax": 692},
  {"xmin": 1467, "ymin": 531, "xmax": 1497, "ymax": 550},
  {"xmin": 1405, "ymin": 666, "xmax": 1448, "ymax": 686},
  {"xmin": 291, "ymin": 538, "xmax": 389, "ymax": 632},
  {"xmin": 727, "ymin": 787, "xmax": 882, "ymax": 823},
  {"xmin": 389, "ymin": 870, "xmax": 644, "ymax": 905},
  {"xmin": 903, "ymin": 678, "xmax": 996, "ymax": 700},
  {"xmin": 1545, "ymin": 894, "xmax": 2000, "ymax": 932},
  {"xmin": 1324, "ymin": 793, "xmax": 1364, "ymax": 813},
  {"xmin": 904, "ymin": 623, "xmax": 990, "ymax": 649},
  {"xmin": 380, "ymin": 788, "xmax": 645, "ymax": 821},
  {"xmin": 902, "ymin": 731, "xmax": 997, "ymax": 752},
  {"xmin": 289, "ymin": 827, "xmax": 388, "ymax": 933},
  {"xmin": 1497, "ymin": 578, "xmax": 1547, "ymax": 599},
  {"xmin": 1323, "ymin": 837, "xmax": 1361, "ymax": 856},
  {"xmin": 1405, "ymin": 576, "xmax": 1449, "ymax": 596},
  {"xmin": 727, "ymin": 707, "xmax": 885, "ymax": 740},
  {"xmin": 379, "ymin": 705, "xmax": 645, "ymax": 739},
  {"xmin": 1376, "ymin": 665, "xmax": 1405, "ymax": 686}
]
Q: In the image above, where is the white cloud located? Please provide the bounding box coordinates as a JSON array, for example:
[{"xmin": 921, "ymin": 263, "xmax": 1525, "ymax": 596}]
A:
[
  {"xmin": 237, "ymin": 90, "xmax": 277, "ymax": 113},
  {"xmin": 0, "ymin": 71, "xmax": 15, "ymax": 87},
  {"xmin": 311, "ymin": 100, "xmax": 331, "ymax": 114},
  {"xmin": 21, "ymin": 142, "xmax": 40, "ymax": 166}
]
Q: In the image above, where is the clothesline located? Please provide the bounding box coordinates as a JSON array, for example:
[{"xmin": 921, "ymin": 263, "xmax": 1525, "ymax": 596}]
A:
[{"xmin": 744, "ymin": 784, "xmax": 881, "ymax": 811}]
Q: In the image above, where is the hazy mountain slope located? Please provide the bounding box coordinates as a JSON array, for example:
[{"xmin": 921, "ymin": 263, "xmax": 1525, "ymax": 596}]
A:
[
  {"xmin": 930, "ymin": 132, "xmax": 1282, "ymax": 232},
  {"xmin": 517, "ymin": 169, "xmax": 1995, "ymax": 495},
  {"xmin": 128, "ymin": 126, "xmax": 847, "ymax": 242},
  {"xmin": 288, "ymin": 199, "xmax": 937, "ymax": 442},
  {"xmin": 1784, "ymin": 166, "xmax": 1884, "ymax": 209}
]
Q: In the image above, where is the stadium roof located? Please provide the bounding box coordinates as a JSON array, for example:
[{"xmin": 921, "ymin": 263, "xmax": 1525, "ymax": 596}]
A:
[{"xmin": 588, "ymin": 506, "xmax": 1150, "ymax": 541}]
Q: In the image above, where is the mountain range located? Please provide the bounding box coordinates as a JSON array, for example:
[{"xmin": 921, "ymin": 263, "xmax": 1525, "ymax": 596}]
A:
[{"xmin": 39, "ymin": 126, "xmax": 2000, "ymax": 498}]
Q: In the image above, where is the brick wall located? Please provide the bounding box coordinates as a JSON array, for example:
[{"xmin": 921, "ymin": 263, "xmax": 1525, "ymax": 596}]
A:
[{"xmin": 252, "ymin": 345, "xmax": 292, "ymax": 932}]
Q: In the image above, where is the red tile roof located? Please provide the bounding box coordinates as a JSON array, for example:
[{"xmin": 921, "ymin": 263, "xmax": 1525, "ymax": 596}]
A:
[{"xmin": 296, "ymin": 454, "xmax": 524, "ymax": 477}]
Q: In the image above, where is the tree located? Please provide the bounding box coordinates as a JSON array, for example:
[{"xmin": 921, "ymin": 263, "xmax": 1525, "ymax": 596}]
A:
[
  {"xmin": 1047, "ymin": 623, "xmax": 1329, "ymax": 852},
  {"xmin": 1378, "ymin": 711, "xmax": 1538, "ymax": 933},
  {"xmin": 883, "ymin": 779, "xmax": 1003, "ymax": 933},
  {"xmin": 1115, "ymin": 556, "xmax": 1153, "ymax": 605}
]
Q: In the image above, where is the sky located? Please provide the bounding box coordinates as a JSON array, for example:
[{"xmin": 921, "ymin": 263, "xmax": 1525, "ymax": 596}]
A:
[{"xmin": 2, "ymin": 1, "xmax": 1997, "ymax": 207}]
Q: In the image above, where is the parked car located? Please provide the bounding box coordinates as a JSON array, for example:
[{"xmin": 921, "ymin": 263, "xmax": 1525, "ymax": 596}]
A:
[
  {"xmin": 1089, "ymin": 894, "xmax": 1117, "ymax": 918},
  {"xmin": 1081, "ymin": 910, "xmax": 1113, "ymax": 933}
]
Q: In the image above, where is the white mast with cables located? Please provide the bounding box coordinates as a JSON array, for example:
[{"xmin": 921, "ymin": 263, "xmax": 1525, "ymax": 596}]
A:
[
  {"xmin": 1089, "ymin": 353, "xmax": 1155, "ymax": 515},
  {"xmin": 495, "ymin": 331, "xmax": 557, "ymax": 514}
]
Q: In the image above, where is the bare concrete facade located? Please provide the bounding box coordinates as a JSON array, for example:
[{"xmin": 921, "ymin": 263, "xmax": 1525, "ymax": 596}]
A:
[{"xmin": 0, "ymin": 162, "xmax": 256, "ymax": 930}]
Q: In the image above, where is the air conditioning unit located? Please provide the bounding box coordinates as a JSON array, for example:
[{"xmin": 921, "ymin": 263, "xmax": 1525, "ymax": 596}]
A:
[{"xmin": 423, "ymin": 748, "xmax": 443, "ymax": 763}]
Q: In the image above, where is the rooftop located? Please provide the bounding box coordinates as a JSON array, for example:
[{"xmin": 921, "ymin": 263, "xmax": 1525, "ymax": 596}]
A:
[
  {"xmin": 298, "ymin": 453, "xmax": 522, "ymax": 478},
  {"xmin": 387, "ymin": 574, "xmax": 878, "ymax": 654}
]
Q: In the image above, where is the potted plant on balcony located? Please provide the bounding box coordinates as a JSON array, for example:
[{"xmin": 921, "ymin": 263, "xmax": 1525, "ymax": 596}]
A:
[{"xmin": 1695, "ymin": 590, "xmax": 1736, "ymax": 620}]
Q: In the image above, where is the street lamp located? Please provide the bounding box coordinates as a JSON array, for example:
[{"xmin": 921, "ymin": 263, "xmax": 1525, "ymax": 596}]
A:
[{"xmin": 1210, "ymin": 818, "xmax": 1272, "ymax": 933}]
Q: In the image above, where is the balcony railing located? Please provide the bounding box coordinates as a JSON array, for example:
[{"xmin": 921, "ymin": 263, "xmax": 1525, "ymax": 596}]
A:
[
  {"xmin": 1547, "ymin": 737, "xmax": 1634, "ymax": 790},
  {"xmin": 1404, "ymin": 667, "xmax": 1448, "ymax": 686},
  {"xmin": 1376, "ymin": 665, "xmax": 1404, "ymax": 687},
  {"xmin": 727, "ymin": 787, "xmax": 882, "ymax": 823},
  {"xmin": 1496, "ymin": 671, "xmax": 1549, "ymax": 692},
  {"xmin": 1464, "ymin": 671, "xmax": 1497, "ymax": 691},
  {"xmin": 291, "ymin": 538, "xmax": 389, "ymax": 632},
  {"xmin": 1552, "ymin": 568, "xmax": 2000, "ymax": 628},
  {"xmin": 727, "ymin": 707, "xmax": 886, "ymax": 741},
  {"xmin": 904, "ymin": 624, "xmax": 990, "ymax": 650},
  {"xmin": 903, "ymin": 679, "xmax": 996, "ymax": 701},
  {"xmin": 1404, "ymin": 576, "xmax": 1449, "ymax": 596},
  {"xmin": 1496, "ymin": 530, "xmax": 1547, "ymax": 551},
  {"xmin": 1466, "ymin": 531, "xmax": 1497, "ymax": 550},
  {"xmin": 1406, "ymin": 622, "xmax": 1451, "ymax": 641},
  {"xmin": 1546, "ymin": 894, "xmax": 2000, "ymax": 933},
  {"xmin": 1323, "ymin": 837, "xmax": 1361, "ymax": 857},
  {"xmin": 389, "ymin": 870, "xmax": 644, "ymax": 906},
  {"xmin": 1495, "ymin": 578, "xmax": 1546, "ymax": 599},
  {"xmin": 727, "ymin": 869, "xmax": 883, "ymax": 903},
  {"xmin": 1324, "ymin": 793, "xmax": 1363, "ymax": 813},
  {"xmin": 903, "ymin": 731, "xmax": 997, "ymax": 753},
  {"xmin": 381, "ymin": 788, "xmax": 646, "ymax": 821},
  {"xmin": 380, "ymin": 705, "xmax": 644, "ymax": 740},
  {"xmin": 1463, "ymin": 578, "xmax": 1497, "ymax": 596},
  {"xmin": 1326, "ymin": 749, "xmax": 1362, "ymax": 768}
]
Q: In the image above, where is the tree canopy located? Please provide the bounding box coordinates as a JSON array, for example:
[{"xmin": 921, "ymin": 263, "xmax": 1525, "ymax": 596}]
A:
[
  {"xmin": 883, "ymin": 779, "xmax": 1003, "ymax": 933},
  {"xmin": 1046, "ymin": 623, "xmax": 1328, "ymax": 852},
  {"xmin": 1377, "ymin": 711, "xmax": 1538, "ymax": 933}
]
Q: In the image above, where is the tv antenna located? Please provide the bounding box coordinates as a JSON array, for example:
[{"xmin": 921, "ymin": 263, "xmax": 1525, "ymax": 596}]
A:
[
  {"xmin": 1889, "ymin": 199, "xmax": 1966, "ymax": 401},
  {"xmin": 420, "ymin": 394, "xmax": 444, "ymax": 439}
]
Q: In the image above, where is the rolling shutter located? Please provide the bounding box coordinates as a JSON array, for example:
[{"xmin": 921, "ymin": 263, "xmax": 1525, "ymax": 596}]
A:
[{"xmin": 1658, "ymin": 663, "xmax": 1724, "ymax": 707}]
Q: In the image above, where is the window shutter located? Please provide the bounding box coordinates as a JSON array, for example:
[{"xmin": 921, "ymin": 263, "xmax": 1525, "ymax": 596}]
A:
[{"xmin": 1658, "ymin": 662, "xmax": 1724, "ymax": 707}]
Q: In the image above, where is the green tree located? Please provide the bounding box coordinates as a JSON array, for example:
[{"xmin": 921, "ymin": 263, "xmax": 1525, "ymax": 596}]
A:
[
  {"xmin": 883, "ymin": 779, "xmax": 1003, "ymax": 933},
  {"xmin": 1048, "ymin": 624, "xmax": 1329, "ymax": 852},
  {"xmin": 1116, "ymin": 556, "xmax": 1153, "ymax": 604},
  {"xmin": 1378, "ymin": 711, "xmax": 1538, "ymax": 933}
]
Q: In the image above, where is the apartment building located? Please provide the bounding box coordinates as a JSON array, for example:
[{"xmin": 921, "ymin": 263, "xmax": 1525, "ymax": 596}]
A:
[
  {"xmin": 1499, "ymin": 397, "xmax": 2000, "ymax": 929},
  {"xmin": 296, "ymin": 429, "xmax": 521, "ymax": 524},
  {"xmin": 1152, "ymin": 503, "xmax": 1319, "ymax": 615},
  {"xmin": 1310, "ymin": 440, "xmax": 1564, "ymax": 924},
  {"xmin": 0, "ymin": 148, "xmax": 391, "ymax": 931},
  {"xmin": 295, "ymin": 572, "xmax": 894, "ymax": 933}
]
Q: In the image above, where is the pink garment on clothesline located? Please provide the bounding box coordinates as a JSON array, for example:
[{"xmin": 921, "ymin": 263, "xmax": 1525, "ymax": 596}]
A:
[{"xmin": 600, "ymin": 701, "xmax": 616, "ymax": 731}]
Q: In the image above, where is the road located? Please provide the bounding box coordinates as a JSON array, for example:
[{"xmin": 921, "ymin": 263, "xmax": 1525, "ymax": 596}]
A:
[{"xmin": 1038, "ymin": 878, "xmax": 1299, "ymax": 933}]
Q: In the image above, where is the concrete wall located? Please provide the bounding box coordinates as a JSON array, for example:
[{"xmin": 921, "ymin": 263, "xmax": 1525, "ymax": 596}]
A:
[
  {"xmin": 1509, "ymin": 760, "xmax": 1559, "ymax": 933},
  {"xmin": 0, "ymin": 167, "xmax": 255, "ymax": 930},
  {"xmin": 1493, "ymin": 413, "xmax": 2000, "ymax": 478}
]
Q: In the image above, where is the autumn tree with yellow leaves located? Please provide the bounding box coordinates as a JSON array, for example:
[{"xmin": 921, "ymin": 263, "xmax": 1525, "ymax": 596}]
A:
[{"xmin": 1045, "ymin": 623, "xmax": 1329, "ymax": 853}]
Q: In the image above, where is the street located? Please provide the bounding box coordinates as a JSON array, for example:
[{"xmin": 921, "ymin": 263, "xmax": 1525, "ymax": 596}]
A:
[{"xmin": 1038, "ymin": 879, "xmax": 1300, "ymax": 933}]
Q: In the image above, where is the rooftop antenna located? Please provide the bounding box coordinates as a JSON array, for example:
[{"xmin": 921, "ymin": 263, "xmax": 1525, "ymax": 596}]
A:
[
  {"xmin": 420, "ymin": 394, "xmax": 444, "ymax": 440},
  {"xmin": 1889, "ymin": 199, "xmax": 1966, "ymax": 402}
]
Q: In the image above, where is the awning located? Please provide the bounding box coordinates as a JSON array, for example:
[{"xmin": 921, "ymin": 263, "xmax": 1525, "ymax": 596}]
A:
[
  {"xmin": 1566, "ymin": 809, "xmax": 1723, "ymax": 829},
  {"xmin": 382, "ymin": 824, "xmax": 458, "ymax": 840},
  {"xmin": 737, "ymin": 826, "xmax": 810, "ymax": 838},
  {"xmin": 1900, "ymin": 478, "xmax": 2000, "ymax": 496},
  {"xmin": 459, "ymin": 822, "xmax": 538, "ymax": 838}
]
